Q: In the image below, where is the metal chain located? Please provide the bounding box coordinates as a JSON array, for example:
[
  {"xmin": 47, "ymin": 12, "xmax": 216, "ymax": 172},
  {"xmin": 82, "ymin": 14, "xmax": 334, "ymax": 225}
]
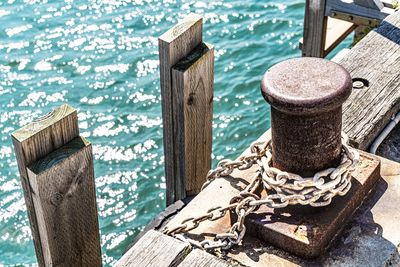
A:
[
  {"xmin": 200, "ymin": 141, "xmax": 268, "ymax": 191},
  {"xmin": 163, "ymin": 137, "xmax": 359, "ymax": 251}
]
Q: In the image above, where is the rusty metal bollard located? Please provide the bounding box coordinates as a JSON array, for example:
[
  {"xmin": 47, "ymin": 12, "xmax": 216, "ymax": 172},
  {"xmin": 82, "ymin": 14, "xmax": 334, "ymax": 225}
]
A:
[{"xmin": 261, "ymin": 57, "xmax": 352, "ymax": 176}]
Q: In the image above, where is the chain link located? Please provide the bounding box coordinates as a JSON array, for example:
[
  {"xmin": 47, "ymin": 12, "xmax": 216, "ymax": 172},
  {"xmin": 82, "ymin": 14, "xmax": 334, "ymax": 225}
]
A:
[{"xmin": 163, "ymin": 137, "xmax": 359, "ymax": 251}]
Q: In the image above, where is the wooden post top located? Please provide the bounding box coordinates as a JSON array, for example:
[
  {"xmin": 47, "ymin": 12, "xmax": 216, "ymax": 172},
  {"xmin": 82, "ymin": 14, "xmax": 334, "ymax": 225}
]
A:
[
  {"xmin": 12, "ymin": 104, "xmax": 77, "ymax": 143},
  {"xmin": 159, "ymin": 13, "xmax": 202, "ymax": 43},
  {"xmin": 11, "ymin": 104, "xmax": 82, "ymax": 266},
  {"xmin": 172, "ymin": 42, "xmax": 214, "ymax": 71},
  {"xmin": 28, "ymin": 136, "xmax": 90, "ymax": 175}
]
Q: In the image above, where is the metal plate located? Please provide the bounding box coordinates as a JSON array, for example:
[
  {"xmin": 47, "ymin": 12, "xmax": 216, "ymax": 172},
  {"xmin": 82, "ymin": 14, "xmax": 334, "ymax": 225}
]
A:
[{"xmin": 240, "ymin": 150, "xmax": 381, "ymax": 259}]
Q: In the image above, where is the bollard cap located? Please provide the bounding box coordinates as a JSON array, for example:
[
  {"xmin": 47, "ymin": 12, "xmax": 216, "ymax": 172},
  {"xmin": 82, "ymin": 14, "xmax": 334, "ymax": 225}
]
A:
[{"xmin": 261, "ymin": 57, "xmax": 352, "ymax": 115}]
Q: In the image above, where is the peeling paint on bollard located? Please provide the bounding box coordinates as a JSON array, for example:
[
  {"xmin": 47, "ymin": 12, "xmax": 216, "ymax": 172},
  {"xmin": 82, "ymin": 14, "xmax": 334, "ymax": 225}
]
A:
[{"xmin": 261, "ymin": 57, "xmax": 352, "ymax": 176}]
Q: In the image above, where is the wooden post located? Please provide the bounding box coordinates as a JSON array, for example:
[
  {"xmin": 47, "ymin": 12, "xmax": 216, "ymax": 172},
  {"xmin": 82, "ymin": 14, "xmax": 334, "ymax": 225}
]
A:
[
  {"xmin": 172, "ymin": 43, "xmax": 214, "ymax": 196},
  {"xmin": 11, "ymin": 104, "xmax": 101, "ymax": 266},
  {"xmin": 302, "ymin": 0, "xmax": 328, "ymax": 57},
  {"xmin": 159, "ymin": 14, "xmax": 214, "ymax": 205}
]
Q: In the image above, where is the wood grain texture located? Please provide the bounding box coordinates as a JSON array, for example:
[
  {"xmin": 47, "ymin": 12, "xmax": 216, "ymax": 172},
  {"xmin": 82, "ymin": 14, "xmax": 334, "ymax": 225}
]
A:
[
  {"xmin": 11, "ymin": 104, "xmax": 79, "ymax": 266},
  {"xmin": 164, "ymin": 128, "xmax": 400, "ymax": 266},
  {"xmin": 115, "ymin": 230, "xmax": 190, "ymax": 267},
  {"xmin": 27, "ymin": 137, "xmax": 101, "ymax": 267},
  {"xmin": 331, "ymin": 48, "xmax": 350, "ymax": 63},
  {"xmin": 166, "ymin": 130, "xmax": 271, "ymax": 238},
  {"xmin": 123, "ymin": 200, "xmax": 186, "ymax": 254},
  {"xmin": 340, "ymin": 11, "xmax": 400, "ymax": 150},
  {"xmin": 172, "ymin": 43, "xmax": 214, "ymax": 196},
  {"xmin": 159, "ymin": 14, "xmax": 203, "ymax": 205},
  {"xmin": 302, "ymin": 0, "xmax": 328, "ymax": 57},
  {"xmin": 178, "ymin": 249, "xmax": 231, "ymax": 267}
]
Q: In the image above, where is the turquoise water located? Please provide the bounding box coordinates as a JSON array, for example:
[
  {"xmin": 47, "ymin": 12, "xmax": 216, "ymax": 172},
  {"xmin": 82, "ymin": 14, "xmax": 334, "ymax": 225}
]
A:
[{"xmin": 0, "ymin": 0, "xmax": 351, "ymax": 265}]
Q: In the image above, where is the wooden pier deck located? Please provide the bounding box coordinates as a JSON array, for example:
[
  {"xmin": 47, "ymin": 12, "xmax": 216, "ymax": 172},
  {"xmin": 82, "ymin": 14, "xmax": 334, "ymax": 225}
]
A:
[
  {"xmin": 118, "ymin": 9, "xmax": 400, "ymax": 267},
  {"xmin": 8, "ymin": 4, "xmax": 400, "ymax": 267},
  {"xmin": 120, "ymin": 157, "xmax": 400, "ymax": 266},
  {"xmin": 341, "ymin": 12, "xmax": 400, "ymax": 150}
]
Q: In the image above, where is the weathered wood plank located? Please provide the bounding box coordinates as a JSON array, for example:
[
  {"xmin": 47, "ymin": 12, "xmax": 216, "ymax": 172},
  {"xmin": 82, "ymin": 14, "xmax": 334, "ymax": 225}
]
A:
[
  {"xmin": 326, "ymin": 0, "xmax": 394, "ymax": 20},
  {"xmin": 171, "ymin": 43, "xmax": 214, "ymax": 196},
  {"xmin": 331, "ymin": 48, "xmax": 350, "ymax": 63},
  {"xmin": 302, "ymin": 0, "xmax": 328, "ymax": 57},
  {"xmin": 224, "ymin": 157, "xmax": 400, "ymax": 267},
  {"xmin": 159, "ymin": 14, "xmax": 203, "ymax": 205},
  {"xmin": 163, "ymin": 12, "xmax": 400, "ymax": 266},
  {"xmin": 178, "ymin": 249, "xmax": 231, "ymax": 267},
  {"xmin": 12, "ymin": 104, "xmax": 79, "ymax": 170},
  {"xmin": 163, "ymin": 131, "xmax": 400, "ymax": 266},
  {"xmin": 11, "ymin": 104, "xmax": 79, "ymax": 266},
  {"xmin": 116, "ymin": 230, "xmax": 190, "ymax": 267},
  {"xmin": 354, "ymin": 0, "xmax": 384, "ymax": 10},
  {"xmin": 165, "ymin": 130, "xmax": 271, "ymax": 237},
  {"xmin": 27, "ymin": 136, "xmax": 101, "ymax": 267},
  {"xmin": 340, "ymin": 11, "xmax": 400, "ymax": 150},
  {"xmin": 124, "ymin": 200, "xmax": 186, "ymax": 253}
]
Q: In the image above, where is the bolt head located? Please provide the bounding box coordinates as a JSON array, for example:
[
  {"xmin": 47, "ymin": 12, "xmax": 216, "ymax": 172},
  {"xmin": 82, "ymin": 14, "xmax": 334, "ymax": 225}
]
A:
[{"xmin": 353, "ymin": 80, "xmax": 364, "ymax": 89}]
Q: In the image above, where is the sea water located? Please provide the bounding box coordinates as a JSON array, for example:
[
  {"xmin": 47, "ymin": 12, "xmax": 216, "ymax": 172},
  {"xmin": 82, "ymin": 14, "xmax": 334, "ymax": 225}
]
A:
[{"xmin": 0, "ymin": 0, "xmax": 351, "ymax": 265}]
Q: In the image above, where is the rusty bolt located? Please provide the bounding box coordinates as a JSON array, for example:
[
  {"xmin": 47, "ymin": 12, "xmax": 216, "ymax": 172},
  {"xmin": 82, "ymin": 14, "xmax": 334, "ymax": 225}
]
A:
[{"xmin": 261, "ymin": 57, "xmax": 352, "ymax": 176}]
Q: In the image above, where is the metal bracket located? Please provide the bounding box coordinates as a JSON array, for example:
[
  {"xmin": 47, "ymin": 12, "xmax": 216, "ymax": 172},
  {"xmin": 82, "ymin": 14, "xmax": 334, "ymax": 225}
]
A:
[
  {"xmin": 325, "ymin": 0, "xmax": 395, "ymax": 21},
  {"xmin": 354, "ymin": 0, "xmax": 384, "ymax": 10},
  {"xmin": 330, "ymin": 10, "xmax": 382, "ymax": 26}
]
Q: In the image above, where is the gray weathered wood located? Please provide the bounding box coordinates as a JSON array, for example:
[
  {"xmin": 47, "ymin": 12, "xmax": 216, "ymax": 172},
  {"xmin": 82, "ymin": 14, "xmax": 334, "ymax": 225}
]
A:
[
  {"xmin": 326, "ymin": 0, "xmax": 394, "ymax": 20},
  {"xmin": 331, "ymin": 48, "xmax": 350, "ymax": 62},
  {"xmin": 171, "ymin": 43, "xmax": 214, "ymax": 196},
  {"xmin": 166, "ymin": 130, "xmax": 271, "ymax": 238},
  {"xmin": 116, "ymin": 230, "xmax": 190, "ymax": 267},
  {"xmin": 124, "ymin": 200, "xmax": 186, "ymax": 254},
  {"xmin": 164, "ymin": 124, "xmax": 400, "ymax": 267},
  {"xmin": 340, "ymin": 11, "xmax": 400, "ymax": 150},
  {"xmin": 354, "ymin": 0, "xmax": 384, "ymax": 10},
  {"xmin": 11, "ymin": 104, "xmax": 79, "ymax": 266},
  {"xmin": 224, "ymin": 156, "xmax": 400, "ymax": 266},
  {"xmin": 159, "ymin": 14, "xmax": 203, "ymax": 205},
  {"xmin": 178, "ymin": 249, "xmax": 231, "ymax": 267},
  {"xmin": 27, "ymin": 136, "xmax": 101, "ymax": 267},
  {"xmin": 302, "ymin": 0, "xmax": 328, "ymax": 57}
]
